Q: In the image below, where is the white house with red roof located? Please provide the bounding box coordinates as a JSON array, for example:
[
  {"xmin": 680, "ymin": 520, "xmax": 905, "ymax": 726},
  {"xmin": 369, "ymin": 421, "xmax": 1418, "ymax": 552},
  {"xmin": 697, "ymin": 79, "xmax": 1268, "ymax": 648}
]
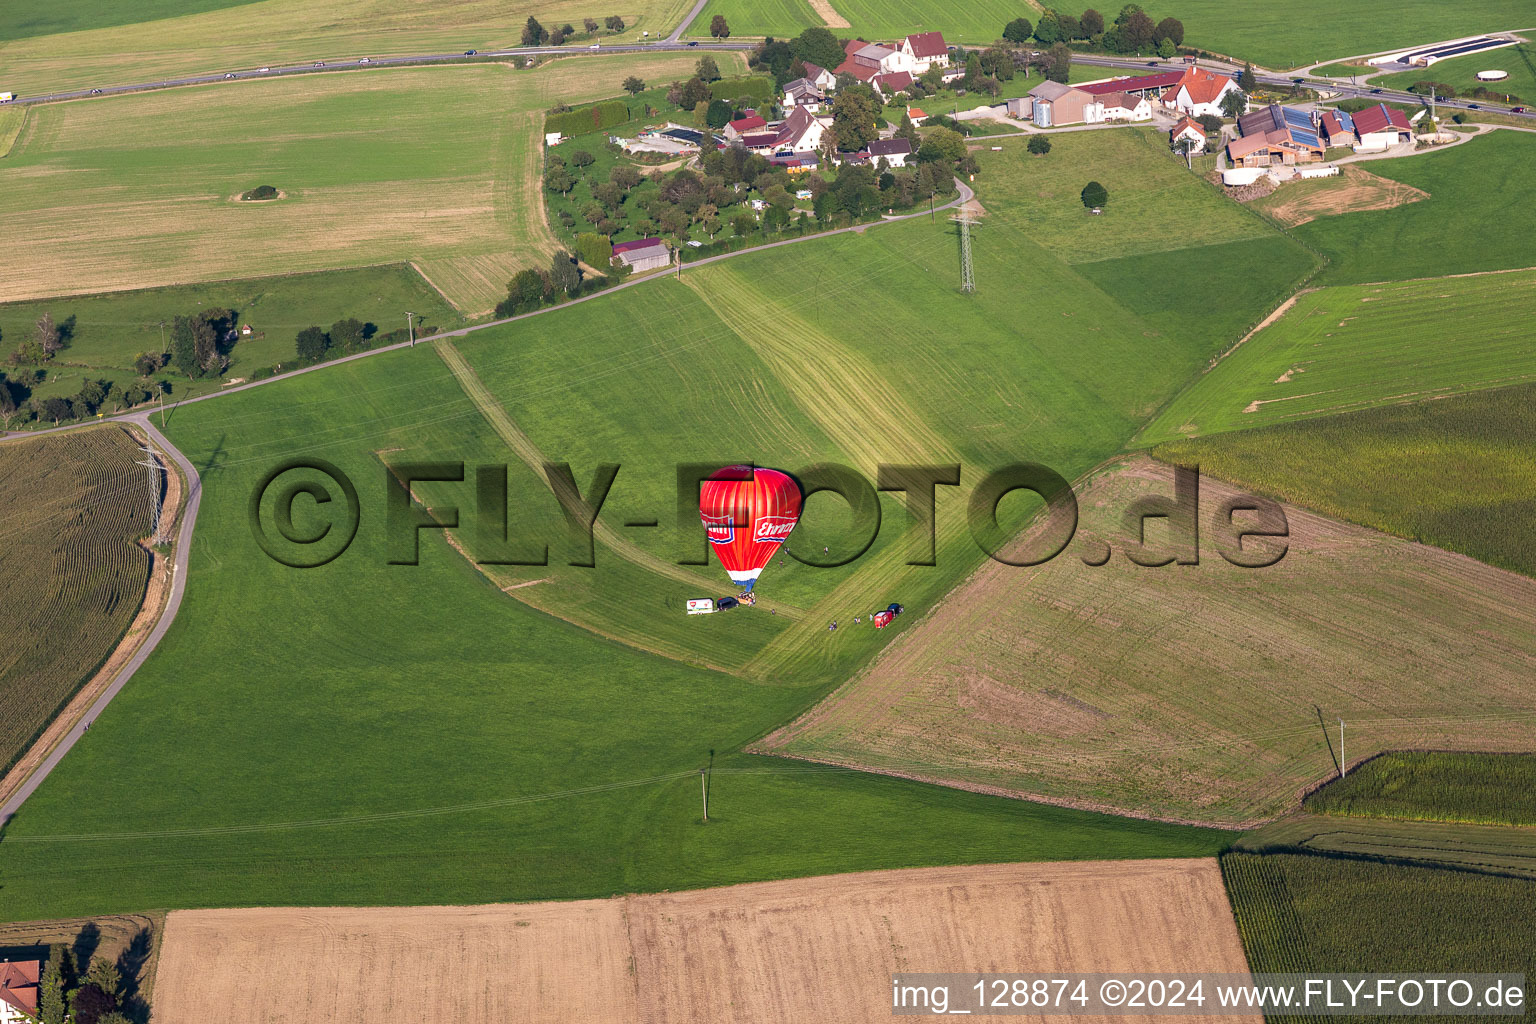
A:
[
  {"xmin": 1160, "ymin": 67, "xmax": 1245, "ymax": 118},
  {"xmin": 771, "ymin": 106, "xmax": 827, "ymax": 152},
  {"xmin": 870, "ymin": 70, "xmax": 914, "ymax": 100},
  {"xmin": 899, "ymin": 31, "xmax": 950, "ymax": 72},
  {"xmin": 0, "ymin": 961, "xmax": 40, "ymax": 1024},
  {"xmin": 1169, "ymin": 116, "xmax": 1207, "ymax": 151},
  {"xmin": 1100, "ymin": 91, "xmax": 1152, "ymax": 121}
]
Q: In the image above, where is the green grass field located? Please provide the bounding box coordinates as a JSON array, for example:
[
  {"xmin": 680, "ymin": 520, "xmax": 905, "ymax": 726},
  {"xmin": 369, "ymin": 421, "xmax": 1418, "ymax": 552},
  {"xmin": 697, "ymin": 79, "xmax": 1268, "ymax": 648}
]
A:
[
  {"xmin": 0, "ymin": 53, "xmax": 733, "ymax": 314},
  {"xmin": 1222, "ymin": 853, "xmax": 1536, "ymax": 990},
  {"xmin": 0, "ymin": 337, "xmax": 1234, "ymax": 921},
  {"xmin": 1152, "ymin": 382, "xmax": 1536, "ymax": 578},
  {"xmin": 1293, "ymin": 130, "xmax": 1536, "ymax": 285},
  {"xmin": 1169, "ymin": 0, "xmax": 1534, "ymax": 69},
  {"xmin": 0, "ymin": 427, "xmax": 154, "ymax": 774},
  {"xmin": 1378, "ymin": 42, "xmax": 1536, "ymax": 105},
  {"xmin": 0, "ymin": 265, "xmax": 459, "ymax": 408},
  {"xmin": 0, "ymin": 0, "xmax": 254, "ymax": 43},
  {"xmin": 684, "ymin": 0, "xmax": 1027, "ymax": 43},
  {"xmin": 1139, "ymin": 268, "xmax": 1536, "ymax": 444},
  {"xmin": 0, "ymin": 139, "xmax": 1322, "ymax": 917},
  {"xmin": 1312, "ymin": 62, "xmax": 1378, "ymax": 79},
  {"xmin": 0, "ymin": 0, "xmax": 699, "ymax": 96},
  {"xmin": 1305, "ymin": 752, "xmax": 1536, "ymax": 826}
]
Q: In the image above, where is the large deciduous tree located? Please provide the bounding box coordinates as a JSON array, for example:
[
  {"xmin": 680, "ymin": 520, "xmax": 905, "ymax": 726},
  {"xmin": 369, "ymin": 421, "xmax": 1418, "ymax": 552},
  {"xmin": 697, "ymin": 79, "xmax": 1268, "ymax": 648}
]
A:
[
  {"xmin": 710, "ymin": 14, "xmax": 730, "ymax": 39},
  {"xmin": 830, "ymin": 87, "xmax": 880, "ymax": 151}
]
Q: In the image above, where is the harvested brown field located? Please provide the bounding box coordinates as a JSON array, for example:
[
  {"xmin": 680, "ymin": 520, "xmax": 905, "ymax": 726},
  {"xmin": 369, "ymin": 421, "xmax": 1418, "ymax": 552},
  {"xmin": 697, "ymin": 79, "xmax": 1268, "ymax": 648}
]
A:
[
  {"xmin": 1258, "ymin": 165, "xmax": 1428, "ymax": 227},
  {"xmin": 151, "ymin": 859, "xmax": 1246, "ymax": 1024},
  {"xmin": 807, "ymin": 0, "xmax": 853, "ymax": 29},
  {"xmin": 760, "ymin": 457, "xmax": 1536, "ymax": 826}
]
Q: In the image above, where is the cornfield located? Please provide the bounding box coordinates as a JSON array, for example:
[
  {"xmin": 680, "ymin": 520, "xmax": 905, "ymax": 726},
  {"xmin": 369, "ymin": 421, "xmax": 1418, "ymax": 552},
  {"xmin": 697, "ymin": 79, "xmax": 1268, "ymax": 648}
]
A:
[
  {"xmin": 1222, "ymin": 852, "xmax": 1536, "ymax": 1023},
  {"xmin": 0, "ymin": 426, "xmax": 155, "ymax": 774},
  {"xmin": 1305, "ymin": 752, "xmax": 1536, "ymax": 826}
]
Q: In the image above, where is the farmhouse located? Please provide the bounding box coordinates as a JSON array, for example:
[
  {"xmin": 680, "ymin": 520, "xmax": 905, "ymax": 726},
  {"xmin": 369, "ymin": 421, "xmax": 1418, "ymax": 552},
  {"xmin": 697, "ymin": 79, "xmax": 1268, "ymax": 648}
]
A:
[
  {"xmin": 1160, "ymin": 67, "xmax": 1245, "ymax": 117},
  {"xmin": 1170, "ymin": 116, "xmax": 1206, "ymax": 151},
  {"xmin": 1352, "ymin": 103, "xmax": 1414, "ymax": 150},
  {"xmin": 1028, "ymin": 81, "xmax": 1104, "ymax": 127},
  {"xmin": 1226, "ymin": 127, "xmax": 1324, "ymax": 167},
  {"xmin": 612, "ymin": 237, "xmax": 670, "ymax": 273},
  {"xmin": 868, "ymin": 137, "xmax": 914, "ymax": 168},
  {"xmin": 768, "ymin": 150, "xmax": 819, "ymax": 172},
  {"xmin": 836, "ymin": 40, "xmax": 902, "ymax": 82},
  {"xmin": 0, "ymin": 961, "xmax": 39, "ymax": 1024},
  {"xmin": 723, "ymin": 113, "xmax": 767, "ymax": 141},
  {"xmin": 739, "ymin": 131, "xmax": 779, "ymax": 153},
  {"xmin": 1100, "ymin": 91, "xmax": 1152, "ymax": 121},
  {"xmin": 899, "ymin": 31, "xmax": 951, "ymax": 72},
  {"xmin": 783, "ymin": 78, "xmax": 826, "ymax": 111}
]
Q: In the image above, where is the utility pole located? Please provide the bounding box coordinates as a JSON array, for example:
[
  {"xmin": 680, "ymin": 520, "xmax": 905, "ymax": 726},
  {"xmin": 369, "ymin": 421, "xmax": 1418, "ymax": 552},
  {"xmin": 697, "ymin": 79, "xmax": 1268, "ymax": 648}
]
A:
[
  {"xmin": 156, "ymin": 318, "xmax": 168, "ymax": 354},
  {"xmin": 136, "ymin": 439, "xmax": 165, "ymax": 544},
  {"xmin": 1339, "ymin": 718, "xmax": 1346, "ymax": 778},
  {"xmin": 700, "ymin": 767, "xmax": 709, "ymax": 822},
  {"xmin": 405, "ymin": 311, "xmax": 416, "ymax": 347}
]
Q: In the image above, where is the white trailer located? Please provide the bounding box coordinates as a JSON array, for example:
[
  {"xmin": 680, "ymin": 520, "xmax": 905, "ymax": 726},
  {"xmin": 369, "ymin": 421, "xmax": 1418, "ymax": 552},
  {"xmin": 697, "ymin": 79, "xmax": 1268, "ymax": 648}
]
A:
[{"xmin": 0, "ymin": 93, "xmax": 15, "ymax": 103}]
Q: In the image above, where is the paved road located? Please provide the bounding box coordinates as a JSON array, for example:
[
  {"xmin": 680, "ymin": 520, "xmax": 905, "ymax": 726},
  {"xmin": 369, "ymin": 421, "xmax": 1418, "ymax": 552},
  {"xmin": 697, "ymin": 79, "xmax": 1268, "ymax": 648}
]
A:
[
  {"xmin": 667, "ymin": 0, "xmax": 710, "ymax": 43},
  {"xmin": 8, "ymin": 46, "xmax": 1533, "ymax": 122},
  {"xmin": 0, "ymin": 417, "xmax": 200, "ymax": 826},
  {"xmin": 0, "ymin": 177, "xmax": 971, "ymax": 823}
]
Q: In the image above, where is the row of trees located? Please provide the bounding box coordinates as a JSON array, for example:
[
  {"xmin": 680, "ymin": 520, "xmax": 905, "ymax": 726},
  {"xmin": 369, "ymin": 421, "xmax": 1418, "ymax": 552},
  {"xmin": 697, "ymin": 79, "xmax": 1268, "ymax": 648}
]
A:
[
  {"xmin": 294, "ymin": 318, "xmax": 374, "ymax": 363},
  {"xmin": 522, "ymin": 14, "xmax": 625, "ymax": 46},
  {"xmin": 495, "ymin": 252, "xmax": 595, "ymax": 318},
  {"xmin": 1004, "ymin": 5, "xmax": 1185, "ymax": 57}
]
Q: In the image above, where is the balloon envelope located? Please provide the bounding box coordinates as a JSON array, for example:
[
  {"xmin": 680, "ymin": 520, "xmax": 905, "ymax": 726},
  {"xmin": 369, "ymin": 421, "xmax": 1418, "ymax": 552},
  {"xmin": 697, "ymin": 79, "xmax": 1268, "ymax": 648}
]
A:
[{"xmin": 699, "ymin": 465, "xmax": 802, "ymax": 591}]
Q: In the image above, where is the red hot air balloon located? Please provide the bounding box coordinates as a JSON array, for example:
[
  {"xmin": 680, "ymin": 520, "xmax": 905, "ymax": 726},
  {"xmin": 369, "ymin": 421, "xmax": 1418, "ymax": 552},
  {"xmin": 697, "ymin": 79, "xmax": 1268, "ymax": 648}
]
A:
[{"xmin": 699, "ymin": 465, "xmax": 802, "ymax": 592}]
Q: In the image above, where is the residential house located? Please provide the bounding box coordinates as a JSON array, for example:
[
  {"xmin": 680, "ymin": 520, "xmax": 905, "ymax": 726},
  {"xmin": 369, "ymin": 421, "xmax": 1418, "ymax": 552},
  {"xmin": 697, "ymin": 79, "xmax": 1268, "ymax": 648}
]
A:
[
  {"xmin": 0, "ymin": 961, "xmax": 40, "ymax": 1024},
  {"xmin": 1160, "ymin": 67, "xmax": 1245, "ymax": 118},
  {"xmin": 1169, "ymin": 116, "xmax": 1207, "ymax": 151},
  {"xmin": 1237, "ymin": 102, "xmax": 1315, "ymax": 138},
  {"xmin": 1317, "ymin": 109, "xmax": 1356, "ymax": 147},
  {"xmin": 612, "ymin": 238, "xmax": 671, "ymax": 273},
  {"xmin": 800, "ymin": 62, "xmax": 838, "ymax": 91},
  {"xmin": 906, "ymin": 106, "xmax": 929, "ymax": 126},
  {"xmin": 1099, "ymin": 91, "xmax": 1152, "ymax": 121},
  {"xmin": 783, "ymin": 77, "xmax": 826, "ymax": 111},
  {"xmin": 1027, "ymin": 81, "xmax": 1104, "ymax": 127},
  {"xmin": 870, "ymin": 70, "xmax": 914, "ymax": 101},
  {"xmin": 868, "ymin": 136, "xmax": 914, "ymax": 168},
  {"xmin": 1352, "ymin": 102, "xmax": 1413, "ymax": 149},
  {"xmin": 938, "ymin": 64, "xmax": 967, "ymax": 85},
  {"xmin": 771, "ymin": 106, "xmax": 827, "ymax": 152},
  {"xmin": 723, "ymin": 113, "xmax": 767, "ymax": 141},
  {"xmin": 899, "ymin": 31, "xmax": 951, "ymax": 72}
]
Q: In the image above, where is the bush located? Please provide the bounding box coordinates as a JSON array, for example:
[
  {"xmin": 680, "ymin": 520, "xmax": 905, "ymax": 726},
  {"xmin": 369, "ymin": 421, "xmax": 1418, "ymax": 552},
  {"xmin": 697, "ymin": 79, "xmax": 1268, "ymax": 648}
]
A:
[
  {"xmin": 575, "ymin": 231, "xmax": 613, "ymax": 270},
  {"xmin": 240, "ymin": 184, "xmax": 279, "ymax": 201},
  {"xmin": 1027, "ymin": 134, "xmax": 1051, "ymax": 155},
  {"xmin": 1081, "ymin": 180, "xmax": 1108, "ymax": 208},
  {"xmin": 546, "ymin": 99, "xmax": 630, "ymax": 138}
]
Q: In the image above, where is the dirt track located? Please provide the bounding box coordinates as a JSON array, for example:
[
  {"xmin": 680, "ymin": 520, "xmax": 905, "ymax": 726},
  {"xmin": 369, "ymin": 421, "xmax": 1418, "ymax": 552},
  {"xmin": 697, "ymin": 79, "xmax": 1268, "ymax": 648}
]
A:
[{"xmin": 150, "ymin": 859, "xmax": 1247, "ymax": 1024}]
